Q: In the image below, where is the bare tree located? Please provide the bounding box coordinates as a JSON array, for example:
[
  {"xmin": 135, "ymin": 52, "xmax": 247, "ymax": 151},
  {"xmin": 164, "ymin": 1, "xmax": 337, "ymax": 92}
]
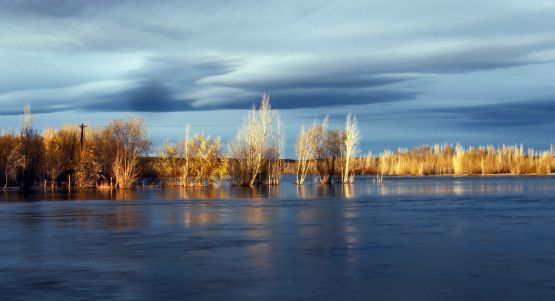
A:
[
  {"xmin": 42, "ymin": 128, "xmax": 63, "ymax": 189},
  {"xmin": 296, "ymin": 125, "xmax": 310, "ymax": 185},
  {"xmin": 6, "ymin": 143, "xmax": 24, "ymax": 189},
  {"xmin": 341, "ymin": 113, "xmax": 360, "ymax": 184},
  {"xmin": 112, "ymin": 148, "xmax": 141, "ymax": 189},
  {"xmin": 262, "ymin": 117, "xmax": 284, "ymax": 185},
  {"xmin": 0, "ymin": 130, "xmax": 24, "ymax": 189},
  {"xmin": 229, "ymin": 95, "xmax": 282, "ymax": 186},
  {"xmin": 105, "ymin": 117, "xmax": 150, "ymax": 188},
  {"xmin": 0, "ymin": 130, "xmax": 14, "ymax": 188},
  {"xmin": 313, "ymin": 117, "xmax": 343, "ymax": 184},
  {"xmin": 295, "ymin": 120, "xmax": 322, "ymax": 185},
  {"xmin": 75, "ymin": 138, "xmax": 100, "ymax": 188},
  {"xmin": 92, "ymin": 126, "xmax": 118, "ymax": 184},
  {"xmin": 19, "ymin": 105, "xmax": 43, "ymax": 189}
]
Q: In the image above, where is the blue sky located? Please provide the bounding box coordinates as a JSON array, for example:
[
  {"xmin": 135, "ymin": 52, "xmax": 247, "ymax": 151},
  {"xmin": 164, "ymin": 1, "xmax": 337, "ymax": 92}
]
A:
[{"xmin": 1, "ymin": 0, "xmax": 555, "ymax": 157}]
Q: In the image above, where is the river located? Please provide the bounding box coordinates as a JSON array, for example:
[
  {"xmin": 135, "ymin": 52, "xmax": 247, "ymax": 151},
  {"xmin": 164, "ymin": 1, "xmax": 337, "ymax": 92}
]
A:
[{"xmin": 1, "ymin": 176, "xmax": 555, "ymax": 300}]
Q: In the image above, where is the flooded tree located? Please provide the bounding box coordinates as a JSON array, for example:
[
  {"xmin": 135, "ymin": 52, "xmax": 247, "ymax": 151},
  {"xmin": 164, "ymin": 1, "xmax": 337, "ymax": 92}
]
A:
[
  {"xmin": 187, "ymin": 133, "xmax": 228, "ymax": 186},
  {"xmin": 297, "ymin": 114, "xmax": 359, "ymax": 184},
  {"xmin": 295, "ymin": 125, "xmax": 311, "ymax": 185},
  {"xmin": 229, "ymin": 95, "xmax": 283, "ymax": 186},
  {"xmin": 155, "ymin": 125, "xmax": 191, "ymax": 187},
  {"xmin": 75, "ymin": 137, "xmax": 101, "ymax": 188},
  {"xmin": 0, "ymin": 130, "xmax": 24, "ymax": 189},
  {"xmin": 92, "ymin": 127, "xmax": 118, "ymax": 186},
  {"xmin": 155, "ymin": 132, "xmax": 227, "ymax": 187},
  {"xmin": 295, "ymin": 120, "xmax": 324, "ymax": 185},
  {"xmin": 340, "ymin": 113, "xmax": 360, "ymax": 184},
  {"xmin": 103, "ymin": 117, "xmax": 150, "ymax": 189},
  {"xmin": 42, "ymin": 127, "xmax": 79, "ymax": 189},
  {"xmin": 317, "ymin": 129, "xmax": 343, "ymax": 184},
  {"xmin": 156, "ymin": 143, "xmax": 182, "ymax": 187},
  {"xmin": 312, "ymin": 117, "xmax": 344, "ymax": 184},
  {"xmin": 19, "ymin": 105, "xmax": 44, "ymax": 189},
  {"xmin": 261, "ymin": 117, "xmax": 284, "ymax": 185}
]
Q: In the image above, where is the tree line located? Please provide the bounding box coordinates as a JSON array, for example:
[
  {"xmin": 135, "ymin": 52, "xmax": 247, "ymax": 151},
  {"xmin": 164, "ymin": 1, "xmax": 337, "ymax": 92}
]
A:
[
  {"xmin": 361, "ymin": 144, "xmax": 555, "ymax": 177},
  {"xmin": 0, "ymin": 105, "xmax": 150, "ymax": 190},
  {"xmin": 1, "ymin": 98, "xmax": 554, "ymax": 190}
]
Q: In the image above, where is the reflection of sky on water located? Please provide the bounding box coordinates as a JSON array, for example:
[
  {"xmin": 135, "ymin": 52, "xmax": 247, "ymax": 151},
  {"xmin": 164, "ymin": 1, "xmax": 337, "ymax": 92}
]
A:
[{"xmin": 2, "ymin": 176, "xmax": 555, "ymax": 299}]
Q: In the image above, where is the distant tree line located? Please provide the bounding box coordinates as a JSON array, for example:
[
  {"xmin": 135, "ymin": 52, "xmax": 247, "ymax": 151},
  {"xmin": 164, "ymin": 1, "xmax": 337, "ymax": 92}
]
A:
[
  {"xmin": 1, "ymin": 98, "xmax": 554, "ymax": 191},
  {"xmin": 362, "ymin": 144, "xmax": 555, "ymax": 177}
]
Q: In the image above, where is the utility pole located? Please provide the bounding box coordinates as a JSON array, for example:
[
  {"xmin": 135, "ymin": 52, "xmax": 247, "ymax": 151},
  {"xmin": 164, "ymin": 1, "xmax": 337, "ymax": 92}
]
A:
[
  {"xmin": 77, "ymin": 123, "xmax": 88, "ymax": 190},
  {"xmin": 78, "ymin": 123, "xmax": 87, "ymax": 155}
]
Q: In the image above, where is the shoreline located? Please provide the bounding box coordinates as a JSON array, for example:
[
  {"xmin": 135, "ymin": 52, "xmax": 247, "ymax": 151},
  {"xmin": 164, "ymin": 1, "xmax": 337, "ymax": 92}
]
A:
[
  {"xmin": 2, "ymin": 173, "xmax": 554, "ymax": 192},
  {"xmin": 360, "ymin": 173, "xmax": 555, "ymax": 177}
]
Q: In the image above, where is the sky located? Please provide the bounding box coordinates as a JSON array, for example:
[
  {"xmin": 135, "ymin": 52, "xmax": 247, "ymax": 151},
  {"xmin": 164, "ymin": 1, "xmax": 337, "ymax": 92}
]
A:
[{"xmin": 1, "ymin": 0, "xmax": 555, "ymax": 157}]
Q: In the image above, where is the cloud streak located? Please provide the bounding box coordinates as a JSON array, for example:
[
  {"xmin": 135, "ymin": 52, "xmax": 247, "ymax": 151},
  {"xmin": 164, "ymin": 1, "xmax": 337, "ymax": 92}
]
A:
[{"xmin": 436, "ymin": 98, "xmax": 555, "ymax": 128}]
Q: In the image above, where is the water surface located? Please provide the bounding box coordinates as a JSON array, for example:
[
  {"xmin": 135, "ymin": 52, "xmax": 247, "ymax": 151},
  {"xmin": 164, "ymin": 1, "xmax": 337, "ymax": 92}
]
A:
[{"xmin": 1, "ymin": 176, "xmax": 555, "ymax": 300}]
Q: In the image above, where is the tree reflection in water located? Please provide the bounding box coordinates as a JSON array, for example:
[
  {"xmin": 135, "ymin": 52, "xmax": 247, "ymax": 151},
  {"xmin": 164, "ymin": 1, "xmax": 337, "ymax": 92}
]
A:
[{"xmin": 3, "ymin": 176, "xmax": 555, "ymax": 203}]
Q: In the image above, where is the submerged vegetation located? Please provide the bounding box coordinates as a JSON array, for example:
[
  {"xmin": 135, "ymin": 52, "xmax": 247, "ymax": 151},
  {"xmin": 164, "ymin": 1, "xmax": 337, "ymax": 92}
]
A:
[{"xmin": 0, "ymin": 98, "xmax": 554, "ymax": 191}]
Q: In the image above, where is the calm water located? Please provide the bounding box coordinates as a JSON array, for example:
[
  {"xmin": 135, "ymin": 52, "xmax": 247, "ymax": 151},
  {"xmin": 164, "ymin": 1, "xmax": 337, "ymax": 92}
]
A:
[{"xmin": 1, "ymin": 176, "xmax": 555, "ymax": 300}]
